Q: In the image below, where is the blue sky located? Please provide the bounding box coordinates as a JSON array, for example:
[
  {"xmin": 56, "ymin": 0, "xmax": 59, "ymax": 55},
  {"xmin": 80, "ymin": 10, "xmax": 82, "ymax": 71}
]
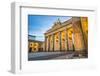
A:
[{"xmin": 28, "ymin": 15, "xmax": 71, "ymax": 41}]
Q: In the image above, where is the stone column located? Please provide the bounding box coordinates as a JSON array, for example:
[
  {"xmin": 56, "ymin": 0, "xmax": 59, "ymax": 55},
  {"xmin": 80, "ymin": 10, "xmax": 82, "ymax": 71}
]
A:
[
  {"xmin": 46, "ymin": 36, "xmax": 49, "ymax": 52},
  {"xmin": 45, "ymin": 36, "xmax": 47, "ymax": 51},
  {"xmin": 66, "ymin": 30, "xmax": 69, "ymax": 51},
  {"xmin": 58, "ymin": 32, "xmax": 61, "ymax": 51},
  {"xmin": 65, "ymin": 29, "xmax": 68, "ymax": 51},
  {"xmin": 52, "ymin": 34, "xmax": 54, "ymax": 51},
  {"xmin": 48, "ymin": 36, "xmax": 50, "ymax": 52}
]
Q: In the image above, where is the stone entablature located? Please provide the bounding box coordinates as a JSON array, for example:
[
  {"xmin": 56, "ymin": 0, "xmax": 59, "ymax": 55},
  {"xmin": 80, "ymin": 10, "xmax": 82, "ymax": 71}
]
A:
[{"xmin": 44, "ymin": 17, "xmax": 80, "ymax": 36}]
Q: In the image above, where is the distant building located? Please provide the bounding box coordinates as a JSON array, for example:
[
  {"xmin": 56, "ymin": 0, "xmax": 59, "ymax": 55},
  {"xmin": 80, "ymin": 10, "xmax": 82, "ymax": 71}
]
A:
[
  {"xmin": 28, "ymin": 35, "xmax": 44, "ymax": 52},
  {"xmin": 28, "ymin": 35, "xmax": 36, "ymax": 40}
]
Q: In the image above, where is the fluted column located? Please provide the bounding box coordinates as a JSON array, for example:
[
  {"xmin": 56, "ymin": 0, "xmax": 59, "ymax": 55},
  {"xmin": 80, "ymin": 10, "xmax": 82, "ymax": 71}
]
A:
[
  {"xmin": 66, "ymin": 30, "xmax": 69, "ymax": 51},
  {"xmin": 58, "ymin": 32, "xmax": 61, "ymax": 51},
  {"xmin": 45, "ymin": 36, "xmax": 47, "ymax": 51},
  {"xmin": 65, "ymin": 29, "xmax": 68, "ymax": 51},
  {"xmin": 48, "ymin": 36, "xmax": 50, "ymax": 51},
  {"xmin": 46, "ymin": 36, "xmax": 49, "ymax": 51},
  {"xmin": 52, "ymin": 34, "xmax": 54, "ymax": 51}
]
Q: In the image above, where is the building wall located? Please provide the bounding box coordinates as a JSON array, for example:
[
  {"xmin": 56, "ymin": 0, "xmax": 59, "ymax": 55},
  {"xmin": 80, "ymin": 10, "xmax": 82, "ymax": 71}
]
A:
[
  {"xmin": 28, "ymin": 41, "xmax": 43, "ymax": 52},
  {"xmin": 73, "ymin": 20, "xmax": 85, "ymax": 51},
  {"xmin": 81, "ymin": 17, "xmax": 88, "ymax": 49}
]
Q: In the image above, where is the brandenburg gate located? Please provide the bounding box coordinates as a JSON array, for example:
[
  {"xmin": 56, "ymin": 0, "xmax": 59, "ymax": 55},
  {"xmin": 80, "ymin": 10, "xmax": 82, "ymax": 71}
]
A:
[{"xmin": 44, "ymin": 17, "xmax": 88, "ymax": 53}]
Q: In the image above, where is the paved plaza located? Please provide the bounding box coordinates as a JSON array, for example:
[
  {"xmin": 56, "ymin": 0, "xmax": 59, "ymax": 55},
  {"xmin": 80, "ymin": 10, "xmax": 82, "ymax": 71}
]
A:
[{"xmin": 28, "ymin": 51, "xmax": 86, "ymax": 61}]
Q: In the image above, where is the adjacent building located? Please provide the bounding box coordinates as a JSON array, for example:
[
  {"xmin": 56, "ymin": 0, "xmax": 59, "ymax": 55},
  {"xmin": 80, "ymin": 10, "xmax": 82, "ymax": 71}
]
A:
[{"xmin": 28, "ymin": 35, "xmax": 44, "ymax": 52}]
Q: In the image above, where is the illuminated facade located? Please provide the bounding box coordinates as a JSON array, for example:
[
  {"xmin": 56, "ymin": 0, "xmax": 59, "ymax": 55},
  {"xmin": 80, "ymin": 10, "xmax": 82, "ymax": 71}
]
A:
[
  {"xmin": 28, "ymin": 35, "xmax": 44, "ymax": 52},
  {"xmin": 44, "ymin": 17, "xmax": 88, "ymax": 54}
]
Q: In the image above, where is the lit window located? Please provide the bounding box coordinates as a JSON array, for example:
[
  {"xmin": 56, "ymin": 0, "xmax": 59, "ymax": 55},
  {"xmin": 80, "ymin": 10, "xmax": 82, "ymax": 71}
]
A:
[{"xmin": 34, "ymin": 43, "xmax": 37, "ymax": 46}]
